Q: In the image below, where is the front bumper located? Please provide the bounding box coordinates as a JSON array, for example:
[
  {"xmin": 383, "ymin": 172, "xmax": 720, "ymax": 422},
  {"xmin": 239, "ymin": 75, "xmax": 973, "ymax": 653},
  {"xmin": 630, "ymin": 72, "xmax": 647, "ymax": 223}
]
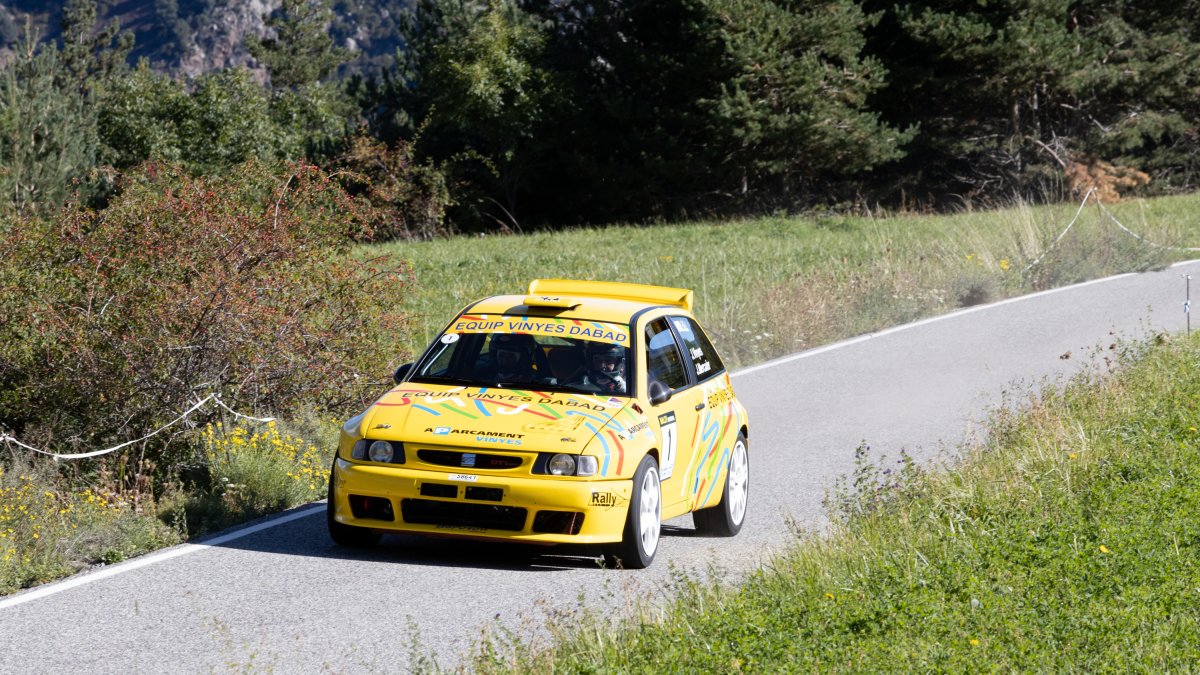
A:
[{"xmin": 330, "ymin": 458, "xmax": 633, "ymax": 544}]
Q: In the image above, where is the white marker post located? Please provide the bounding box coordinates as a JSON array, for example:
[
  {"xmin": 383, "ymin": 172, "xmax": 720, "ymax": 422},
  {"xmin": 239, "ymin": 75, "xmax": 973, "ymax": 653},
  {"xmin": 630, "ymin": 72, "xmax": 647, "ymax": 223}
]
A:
[{"xmin": 1185, "ymin": 274, "xmax": 1192, "ymax": 336}]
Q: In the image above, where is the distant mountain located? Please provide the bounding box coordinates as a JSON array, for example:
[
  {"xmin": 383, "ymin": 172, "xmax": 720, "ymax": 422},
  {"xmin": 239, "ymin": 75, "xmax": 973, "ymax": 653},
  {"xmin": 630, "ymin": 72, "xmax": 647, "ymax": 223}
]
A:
[{"xmin": 0, "ymin": 0, "xmax": 408, "ymax": 78}]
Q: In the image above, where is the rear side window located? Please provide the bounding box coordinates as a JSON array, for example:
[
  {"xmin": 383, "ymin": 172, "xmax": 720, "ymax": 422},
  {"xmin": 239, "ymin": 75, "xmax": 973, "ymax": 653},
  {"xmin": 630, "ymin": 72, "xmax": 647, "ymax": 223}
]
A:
[
  {"xmin": 669, "ymin": 316, "xmax": 725, "ymax": 382},
  {"xmin": 645, "ymin": 318, "xmax": 688, "ymax": 390}
]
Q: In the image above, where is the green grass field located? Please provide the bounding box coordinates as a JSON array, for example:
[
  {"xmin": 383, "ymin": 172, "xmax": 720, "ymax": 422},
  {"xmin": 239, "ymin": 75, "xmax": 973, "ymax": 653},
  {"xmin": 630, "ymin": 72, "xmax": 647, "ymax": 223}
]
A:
[{"xmin": 377, "ymin": 192, "xmax": 1200, "ymax": 368}]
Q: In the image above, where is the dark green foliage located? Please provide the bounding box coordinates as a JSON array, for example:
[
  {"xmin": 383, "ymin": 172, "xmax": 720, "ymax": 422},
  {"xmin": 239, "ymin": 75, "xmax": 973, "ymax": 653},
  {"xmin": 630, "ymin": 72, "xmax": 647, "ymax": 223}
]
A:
[
  {"xmin": 97, "ymin": 65, "xmax": 356, "ymax": 172},
  {"xmin": 6, "ymin": 0, "xmax": 1200, "ymax": 227},
  {"xmin": 396, "ymin": 0, "xmax": 560, "ymax": 227},
  {"xmin": 0, "ymin": 160, "xmax": 410, "ymax": 461},
  {"xmin": 151, "ymin": 0, "xmax": 192, "ymax": 62},
  {"xmin": 58, "ymin": 0, "xmax": 133, "ymax": 88},
  {"xmin": 385, "ymin": 0, "xmax": 911, "ymax": 228},
  {"xmin": 329, "ymin": 0, "xmax": 411, "ymax": 73},
  {"xmin": 521, "ymin": 0, "xmax": 732, "ymax": 223},
  {"xmin": 698, "ymin": 0, "xmax": 913, "ymax": 202},
  {"xmin": 247, "ymin": 0, "xmax": 350, "ymax": 89},
  {"xmin": 0, "ymin": 38, "xmax": 98, "ymax": 218},
  {"xmin": 863, "ymin": 0, "xmax": 1200, "ymax": 202}
]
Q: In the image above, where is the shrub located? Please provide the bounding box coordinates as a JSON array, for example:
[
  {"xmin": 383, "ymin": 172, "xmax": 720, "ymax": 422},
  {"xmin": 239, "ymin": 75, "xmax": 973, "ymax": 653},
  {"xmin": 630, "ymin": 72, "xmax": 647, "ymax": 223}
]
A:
[
  {"xmin": 331, "ymin": 134, "xmax": 452, "ymax": 240},
  {"xmin": 0, "ymin": 160, "xmax": 411, "ymax": 465},
  {"xmin": 0, "ymin": 461, "xmax": 181, "ymax": 594},
  {"xmin": 162, "ymin": 420, "xmax": 333, "ymax": 537}
]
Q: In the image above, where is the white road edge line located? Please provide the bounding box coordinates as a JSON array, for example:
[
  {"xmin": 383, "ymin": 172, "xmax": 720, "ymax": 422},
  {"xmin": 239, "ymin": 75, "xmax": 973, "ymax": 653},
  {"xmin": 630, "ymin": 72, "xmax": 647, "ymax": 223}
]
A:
[
  {"xmin": 4, "ymin": 259, "xmax": 1198, "ymax": 610},
  {"xmin": 0, "ymin": 504, "xmax": 325, "ymax": 611}
]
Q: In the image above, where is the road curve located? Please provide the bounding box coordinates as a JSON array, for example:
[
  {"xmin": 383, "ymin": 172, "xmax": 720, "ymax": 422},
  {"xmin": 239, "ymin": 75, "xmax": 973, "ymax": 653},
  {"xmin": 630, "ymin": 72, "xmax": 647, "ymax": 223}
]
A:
[{"xmin": 2, "ymin": 261, "xmax": 1197, "ymax": 673}]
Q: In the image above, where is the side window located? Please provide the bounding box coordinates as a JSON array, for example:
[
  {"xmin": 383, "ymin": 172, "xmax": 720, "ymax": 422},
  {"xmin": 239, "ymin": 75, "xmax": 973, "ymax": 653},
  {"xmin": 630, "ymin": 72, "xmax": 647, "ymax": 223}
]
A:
[
  {"xmin": 669, "ymin": 316, "xmax": 725, "ymax": 382},
  {"xmin": 644, "ymin": 318, "xmax": 688, "ymax": 391}
]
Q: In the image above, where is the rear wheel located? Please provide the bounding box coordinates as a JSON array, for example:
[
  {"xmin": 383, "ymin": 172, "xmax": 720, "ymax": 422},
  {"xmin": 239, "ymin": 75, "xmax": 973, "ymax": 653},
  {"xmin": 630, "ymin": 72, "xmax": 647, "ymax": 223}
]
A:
[
  {"xmin": 327, "ymin": 462, "xmax": 381, "ymax": 548},
  {"xmin": 693, "ymin": 433, "xmax": 748, "ymax": 536},
  {"xmin": 603, "ymin": 455, "xmax": 661, "ymax": 569}
]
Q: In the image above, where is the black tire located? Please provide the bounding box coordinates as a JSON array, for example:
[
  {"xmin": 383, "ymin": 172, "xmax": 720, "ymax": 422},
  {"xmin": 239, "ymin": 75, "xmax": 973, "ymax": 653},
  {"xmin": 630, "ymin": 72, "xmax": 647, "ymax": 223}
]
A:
[
  {"xmin": 693, "ymin": 432, "xmax": 749, "ymax": 537},
  {"xmin": 603, "ymin": 454, "xmax": 662, "ymax": 569},
  {"xmin": 327, "ymin": 462, "xmax": 382, "ymax": 548}
]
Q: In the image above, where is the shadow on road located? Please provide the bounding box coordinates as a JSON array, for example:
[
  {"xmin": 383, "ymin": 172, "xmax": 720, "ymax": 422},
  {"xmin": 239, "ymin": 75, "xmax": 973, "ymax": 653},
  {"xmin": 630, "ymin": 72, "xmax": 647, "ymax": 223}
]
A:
[{"xmin": 198, "ymin": 502, "xmax": 704, "ymax": 573}]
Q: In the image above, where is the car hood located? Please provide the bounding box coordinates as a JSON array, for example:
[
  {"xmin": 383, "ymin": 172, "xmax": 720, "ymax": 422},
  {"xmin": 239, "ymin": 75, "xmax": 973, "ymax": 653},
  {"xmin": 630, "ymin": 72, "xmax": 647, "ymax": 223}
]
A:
[{"xmin": 358, "ymin": 383, "xmax": 633, "ymax": 453}]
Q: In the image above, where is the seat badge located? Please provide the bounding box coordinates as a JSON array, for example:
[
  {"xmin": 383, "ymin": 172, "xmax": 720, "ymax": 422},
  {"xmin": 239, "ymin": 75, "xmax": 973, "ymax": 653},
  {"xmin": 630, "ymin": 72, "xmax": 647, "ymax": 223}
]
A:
[
  {"xmin": 372, "ymin": 424, "xmax": 392, "ymax": 430},
  {"xmin": 461, "ymin": 453, "xmax": 476, "ymax": 468}
]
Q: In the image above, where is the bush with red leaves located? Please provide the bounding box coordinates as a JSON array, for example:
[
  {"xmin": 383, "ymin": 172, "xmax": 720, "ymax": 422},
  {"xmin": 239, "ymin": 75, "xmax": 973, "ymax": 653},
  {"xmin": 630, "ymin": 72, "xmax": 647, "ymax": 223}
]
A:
[{"xmin": 0, "ymin": 160, "xmax": 410, "ymax": 461}]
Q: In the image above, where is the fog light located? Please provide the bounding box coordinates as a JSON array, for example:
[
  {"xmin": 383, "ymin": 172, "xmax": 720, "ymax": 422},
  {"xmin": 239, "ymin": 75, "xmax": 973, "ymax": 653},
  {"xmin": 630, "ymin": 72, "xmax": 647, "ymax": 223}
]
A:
[
  {"xmin": 576, "ymin": 456, "xmax": 598, "ymax": 476},
  {"xmin": 369, "ymin": 440, "xmax": 394, "ymax": 463},
  {"xmin": 547, "ymin": 453, "xmax": 576, "ymax": 475}
]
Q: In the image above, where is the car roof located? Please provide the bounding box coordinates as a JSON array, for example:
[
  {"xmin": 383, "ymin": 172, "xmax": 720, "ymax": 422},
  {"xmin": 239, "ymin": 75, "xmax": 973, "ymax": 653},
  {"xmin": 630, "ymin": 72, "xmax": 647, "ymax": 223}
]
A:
[{"xmin": 465, "ymin": 279, "xmax": 694, "ymax": 324}]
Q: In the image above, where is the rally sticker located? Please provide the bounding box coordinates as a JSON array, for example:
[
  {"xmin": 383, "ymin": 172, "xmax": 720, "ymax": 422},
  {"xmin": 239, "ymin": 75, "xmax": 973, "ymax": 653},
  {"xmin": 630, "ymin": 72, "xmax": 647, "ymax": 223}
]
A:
[
  {"xmin": 448, "ymin": 473, "xmax": 478, "ymax": 482},
  {"xmin": 451, "ymin": 315, "xmax": 630, "ymax": 344},
  {"xmin": 658, "ymin": 411, "xmax": 678, "ymax": 480},
  {"xmin": 440, "ymin": 334, "xmax": 460, "ymax": 344}
]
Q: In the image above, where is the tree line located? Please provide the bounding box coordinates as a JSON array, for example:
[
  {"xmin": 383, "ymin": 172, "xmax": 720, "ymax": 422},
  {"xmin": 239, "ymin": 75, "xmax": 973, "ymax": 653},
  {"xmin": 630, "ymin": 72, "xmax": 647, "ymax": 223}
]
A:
[{"xmin": 2, "ymin": 0, "xmax": 1198, "ymax": 234}]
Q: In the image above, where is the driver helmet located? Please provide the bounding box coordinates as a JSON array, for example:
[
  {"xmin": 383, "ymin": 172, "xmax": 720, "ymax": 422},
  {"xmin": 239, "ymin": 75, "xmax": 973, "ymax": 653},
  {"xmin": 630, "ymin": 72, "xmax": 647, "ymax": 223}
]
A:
[
  {"xmin": 489, "ymin": 333, "xmax": 536, "ymax": 378},
  {"xmin": 586, "ymin": 342, "xmax": 626, "ymax": 392}
]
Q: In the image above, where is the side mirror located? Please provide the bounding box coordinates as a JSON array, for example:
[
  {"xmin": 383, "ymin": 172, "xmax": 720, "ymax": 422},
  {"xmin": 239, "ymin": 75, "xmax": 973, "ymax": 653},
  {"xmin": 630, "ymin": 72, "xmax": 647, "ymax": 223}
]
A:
[
  {"xmin": 393, "ymin": 363, "xmax": 413, "ymax": 384},
  {"xmin": 648, "ymin": 379, "xmax": 671, "ymax": 406}
]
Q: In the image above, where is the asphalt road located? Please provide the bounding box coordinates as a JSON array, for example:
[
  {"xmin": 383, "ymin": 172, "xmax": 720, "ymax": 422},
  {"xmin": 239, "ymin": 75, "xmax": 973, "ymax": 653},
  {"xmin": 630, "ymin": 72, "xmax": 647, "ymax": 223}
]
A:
[{"xmin": 3, "ymin": 260, "xmax": 1197, "ymax": 673}]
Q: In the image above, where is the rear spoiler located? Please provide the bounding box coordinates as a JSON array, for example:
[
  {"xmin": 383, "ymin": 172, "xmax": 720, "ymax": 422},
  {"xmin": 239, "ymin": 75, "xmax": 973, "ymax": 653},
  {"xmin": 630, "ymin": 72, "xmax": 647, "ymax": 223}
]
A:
[{"xmin": 527, "ymin": 279, "xmax": 693, "ymax": 311}]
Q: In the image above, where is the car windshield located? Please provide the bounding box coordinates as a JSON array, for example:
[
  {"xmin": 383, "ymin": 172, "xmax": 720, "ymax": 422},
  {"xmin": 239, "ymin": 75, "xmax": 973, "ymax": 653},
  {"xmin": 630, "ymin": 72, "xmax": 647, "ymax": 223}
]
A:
[{"xmin": 412, "ymin": 315, "xmax": 632, "ymax": 396}]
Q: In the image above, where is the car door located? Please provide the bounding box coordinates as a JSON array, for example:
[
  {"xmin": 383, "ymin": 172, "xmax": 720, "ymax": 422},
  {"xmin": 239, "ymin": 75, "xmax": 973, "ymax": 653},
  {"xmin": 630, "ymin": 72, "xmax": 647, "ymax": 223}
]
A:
[
  {"xmin": 667, "ymin": 315, "xmax": 741, "ymax": 512},
  {"xmin": 642, "ymin": 315, "xmax": 705, "ymax": 514}
]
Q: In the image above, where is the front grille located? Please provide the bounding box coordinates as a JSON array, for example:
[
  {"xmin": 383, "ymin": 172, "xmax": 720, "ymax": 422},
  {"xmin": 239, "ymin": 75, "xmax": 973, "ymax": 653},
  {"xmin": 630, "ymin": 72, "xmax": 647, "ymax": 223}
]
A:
[
  {"xmin": 400, "ymin": 499, "xmax": 527, "ymax": 531},
  {"xmin": 532, "ymin": 510, "xmax": 585, "ymax": 535},
  {"xmin": 417, "ymin": 450, "xmax": 523, "ymax": 470},
  {"xmin": 348, "ymin": 494, "xmax": 395, "ymax": 521}
]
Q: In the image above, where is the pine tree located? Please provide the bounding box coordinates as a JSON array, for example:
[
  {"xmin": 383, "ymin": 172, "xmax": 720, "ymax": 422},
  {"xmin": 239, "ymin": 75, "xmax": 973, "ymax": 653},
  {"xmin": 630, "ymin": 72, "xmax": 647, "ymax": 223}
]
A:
[
  {"xmin": 59, "ymin": 0, "xmax": 133, "ymax": 90},
  {"xmin": 864, "ymin": 0, "xmax": 1200, "ymax": 200},
  {"xmin": 0, "ymin": 37, "xmax": 98, "ymax": 218},
  {"xmin": 247, "ymin": 0, "xmax": 350, "ymax": 89}
]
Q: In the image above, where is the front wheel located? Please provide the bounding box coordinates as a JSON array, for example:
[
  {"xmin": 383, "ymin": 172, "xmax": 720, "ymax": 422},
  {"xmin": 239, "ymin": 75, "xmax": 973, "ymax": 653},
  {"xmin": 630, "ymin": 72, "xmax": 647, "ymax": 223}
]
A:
[
  {"xmin": 693, "ymin": 433, "xmax": 749, "ymax": 536},
  {"xmin": 327, "ymin": 463, "xmax": 381, "ymax": 548},
  {"xmin": 604, "ymin": 455, "xmax": 661, "ymax": 569}
]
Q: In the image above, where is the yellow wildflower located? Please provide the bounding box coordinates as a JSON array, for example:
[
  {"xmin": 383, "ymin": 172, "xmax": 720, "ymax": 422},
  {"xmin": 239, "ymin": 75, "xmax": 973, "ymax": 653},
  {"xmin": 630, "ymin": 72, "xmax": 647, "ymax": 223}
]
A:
[{"xmin": 1099, "ymin": 545, "xmax": 1111, "ymax": 554}]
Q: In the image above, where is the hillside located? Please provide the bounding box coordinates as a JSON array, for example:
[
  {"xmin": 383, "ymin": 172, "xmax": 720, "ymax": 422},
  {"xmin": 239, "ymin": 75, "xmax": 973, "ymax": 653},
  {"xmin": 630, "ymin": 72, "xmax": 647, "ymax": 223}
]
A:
[{"xmin": 0, "ymin": 0, "xmax": 407, "ymax": 77}]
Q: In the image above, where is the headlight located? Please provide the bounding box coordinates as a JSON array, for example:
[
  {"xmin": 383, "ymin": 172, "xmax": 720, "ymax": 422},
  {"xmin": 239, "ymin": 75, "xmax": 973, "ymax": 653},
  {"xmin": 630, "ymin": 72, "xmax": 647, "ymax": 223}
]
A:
[
  {"xmin": 351, "ymin": 440, "xmax": 368, "ymax": 459},
  {"xmin": 547, "ymin": 453, "xmax": 576, "ymax": 476},
  {"xmin": 369, "ymin": 440, "xmax": 395, "ymax": 463}
]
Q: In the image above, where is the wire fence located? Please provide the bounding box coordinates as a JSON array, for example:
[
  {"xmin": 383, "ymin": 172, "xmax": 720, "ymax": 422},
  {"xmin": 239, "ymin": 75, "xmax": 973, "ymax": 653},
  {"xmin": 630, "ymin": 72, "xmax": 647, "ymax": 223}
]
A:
[
  {"xmin": 1024, "ymin": 188, "xmax": 1200, "ymax": 273},
  {"xmin": 0, "ymin": 394, "xmax": 274, "ymax": 461}
]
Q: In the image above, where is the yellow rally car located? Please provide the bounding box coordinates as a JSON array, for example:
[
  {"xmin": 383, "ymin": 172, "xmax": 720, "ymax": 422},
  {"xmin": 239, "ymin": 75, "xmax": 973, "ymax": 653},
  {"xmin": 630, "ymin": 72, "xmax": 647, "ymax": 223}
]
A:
[{"xmin": 327, "ymin": 279, "xmax": 749, "ymax": 568}]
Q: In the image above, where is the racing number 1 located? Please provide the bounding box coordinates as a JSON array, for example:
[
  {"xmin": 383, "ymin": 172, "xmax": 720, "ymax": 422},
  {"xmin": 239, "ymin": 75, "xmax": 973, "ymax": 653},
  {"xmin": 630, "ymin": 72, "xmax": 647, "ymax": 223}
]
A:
[{"xmin": 658, "ymin": 412, "xmax": 677, "ymax": 479}]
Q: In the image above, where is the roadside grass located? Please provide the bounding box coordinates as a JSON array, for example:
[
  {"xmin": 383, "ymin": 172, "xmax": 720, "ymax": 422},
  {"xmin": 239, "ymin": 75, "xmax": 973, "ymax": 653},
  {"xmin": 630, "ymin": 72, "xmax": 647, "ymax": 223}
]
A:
[
  {"xmin": 0, "ymin": 416, "xmax": 335, "ymax": 595},
  {"xmin": 3, "ymin": 192, "xmax": 1198, "ymax": 595},
  {"xmin": 379, "ymin": 192, "xmax": 1200, "ymax": 367},
  {"xmin": 469, "ymin": 332, "xmax": 1200, "ymax": 671}
]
